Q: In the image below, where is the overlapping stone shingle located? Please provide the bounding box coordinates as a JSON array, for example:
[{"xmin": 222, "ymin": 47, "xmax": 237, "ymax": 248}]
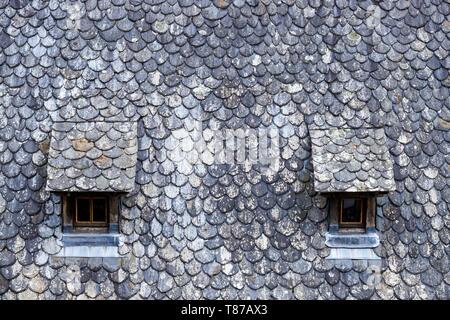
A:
[
  {"xmin": 310, "ymin": 127, "xmax": 396, "ymax": 193},
  {"xmin": 46, "ymin": 121, "xmax": 138, "ymax": 192},
  {"xmin": 0, "ymin": 0, "xmax": 448, "ymax": 301}
]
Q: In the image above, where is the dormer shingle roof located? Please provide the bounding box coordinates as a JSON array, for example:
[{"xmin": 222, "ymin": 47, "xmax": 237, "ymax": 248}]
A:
[
  {"xmin": 310, "ymin": 127, "xmax": 396, "ymax": 193},
  {"xmin": 46, "ymin": 121, "xmax": 138, "ymax": 192}
]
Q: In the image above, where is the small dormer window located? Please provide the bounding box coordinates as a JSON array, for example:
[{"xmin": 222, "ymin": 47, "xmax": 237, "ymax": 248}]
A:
[
  {"xmin": 46, "ymin": 121, "xmax": 138, "ymax": 258},
  {"xmin": 326, "ymin": 194, "xmax": 375, "ymax": 234},
  {"xmin": 46, "ymin": 121, "xmax": 138, "ymax": 235},
  {"xmin": 309, "ymin": 126, "xmax": 396, "ymax": 260},
  {"xmin": 323, "ymin": 194, "xmax": 380, "ymax": 260},
  {"xmin": 61, "ymin": 192, "xmax": 119, "ymax": 233}
]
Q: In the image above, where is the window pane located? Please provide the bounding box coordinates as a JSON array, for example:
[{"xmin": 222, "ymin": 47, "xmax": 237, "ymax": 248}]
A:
[
  {"xmin": 92, "ymin": 198, "xmax": 107, "ymax": 222},
  {"xmin": 76, "ymin": 198, "xmax": 91, "ymax": 222},
  {"xmin": 341, "ymin": 199, "xmax": 363, "ymax": 224}
]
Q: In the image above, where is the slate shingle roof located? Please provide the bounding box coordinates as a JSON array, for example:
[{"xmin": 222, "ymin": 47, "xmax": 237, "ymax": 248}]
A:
[
  {"xmin": 310, "ymin": 127, "xmax": 396, "ymax": 193},
  {"xmin": 46, "ymin": 121, "xmax": 138, "ymax": 192},
  {"xmin": 0, "ymin": 0, "xmax": 448, "ymax": 300}
]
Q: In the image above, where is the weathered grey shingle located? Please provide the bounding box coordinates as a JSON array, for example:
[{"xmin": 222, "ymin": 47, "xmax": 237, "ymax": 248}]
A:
[
  {"xmin": 310, "ymin": 127, "xmax": 396, "ymax": 193},
  {"xmin": 46, "ymin": 121, "xmax": 138, "ymax": 192},
  {"xmin": 0, "ymin": 0, "xmax": 448, "ymax": 301}
]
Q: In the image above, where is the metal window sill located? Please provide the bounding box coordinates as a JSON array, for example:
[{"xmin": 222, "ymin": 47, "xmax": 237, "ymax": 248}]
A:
[
  {"xmin": 62, "ymin": 233, "xmax": 119, "ymax": 246},
  {"xmin": 56, "ymin": 233, "xmax": 120, "ymax": 258},
  {"xmin": 325, "ymin": 231, "xmax": 379, "ymax": 248},
  {"xmin": 326, "ymin": 248, "xmax": 380, "ymax": 260},
  {"xmin": 325, "ymin": 231, "xmax": 380, "ymax": 260}
]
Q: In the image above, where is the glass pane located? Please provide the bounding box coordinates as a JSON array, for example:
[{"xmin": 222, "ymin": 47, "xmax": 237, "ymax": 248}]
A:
[
  {"xmin": 341, "ymin": 199, "xmax": 362, "ymax": 223},
  {"xmin": 76, "ymin": 198, "xmax": 91, "ymax": 222},
  {"xmin": 92, "ymin": 198, "xmax": 107, "ymax": 222}
]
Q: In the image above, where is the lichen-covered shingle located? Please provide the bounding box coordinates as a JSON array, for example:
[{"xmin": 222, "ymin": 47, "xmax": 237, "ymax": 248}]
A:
[
  {"xmin": 46, "ymin": 121, "xmax": 138, "ymax": 192},
  {"xmin": 310, "ymin": 127, "xmax": 396, "ymax": 193},
  {"xmin": 0, "ymin": 0, "xmax": 448, "ymax": 300}
]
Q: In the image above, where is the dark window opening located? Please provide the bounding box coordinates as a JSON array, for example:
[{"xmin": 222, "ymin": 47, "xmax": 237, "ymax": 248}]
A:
[
  {"xmin": 76, "ymin": 198, "xmax": 91, "ymax": 223},
  {"xmin": 339, "ymin": 198, "xmax": 367, "ymax": 229},
  {"xmin": 74, "ymin": 196, "xmax": 108, "ymax": 227},
  {"xmin": 61, "ymin": 193, "xmax": 120, "ymax": 233},
  {"xmin": 326, "ymin": 193, "xmax": 377, "ymax": 234}
]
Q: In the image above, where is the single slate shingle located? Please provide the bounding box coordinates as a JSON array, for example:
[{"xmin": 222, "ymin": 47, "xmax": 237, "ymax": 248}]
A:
[
  {"xmin": 46, "ymin": 121, "xmax": 138, "ymax": 192},
  {"xmin": 310, "ymin": 127, "xmax": 396, "ymax": 193}
]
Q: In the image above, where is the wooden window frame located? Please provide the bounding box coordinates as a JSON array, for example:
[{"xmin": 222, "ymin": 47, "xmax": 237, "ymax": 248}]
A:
[
  {"xmin": 73, "ymin": 196, "xmax": 109, "ymax": 228},
  {"xmin": 60, "ymin": 192, "xmax": 120, "ymax": 233},
  {"xmin": 324, "ymin": 192, "xmax": 378, "ymax": 234}
]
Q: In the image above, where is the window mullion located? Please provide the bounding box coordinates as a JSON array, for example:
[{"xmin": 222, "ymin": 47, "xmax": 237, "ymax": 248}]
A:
[{"xmin": 90, "ymin": 198, "xmax": 94, "ymax": 223}]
